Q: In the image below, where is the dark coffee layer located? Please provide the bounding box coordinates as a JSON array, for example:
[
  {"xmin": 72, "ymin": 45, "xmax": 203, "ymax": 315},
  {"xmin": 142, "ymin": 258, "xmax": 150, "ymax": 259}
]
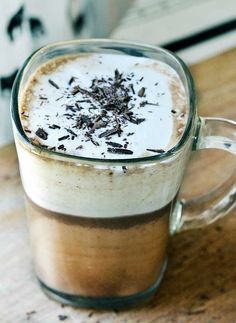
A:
[
  {"xmin": 26, "ymin": 193, "xmax": 173, "ymax": 229},
  {"xmin": 26, "ymin": 197, "xmax": 172, "ymax": 297}
]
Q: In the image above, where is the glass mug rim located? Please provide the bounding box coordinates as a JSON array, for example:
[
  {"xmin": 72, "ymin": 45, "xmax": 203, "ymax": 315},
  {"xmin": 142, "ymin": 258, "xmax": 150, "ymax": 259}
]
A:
[{"xmin": 11, "ymin": 38, "xmax": 196, "ymax": 165}]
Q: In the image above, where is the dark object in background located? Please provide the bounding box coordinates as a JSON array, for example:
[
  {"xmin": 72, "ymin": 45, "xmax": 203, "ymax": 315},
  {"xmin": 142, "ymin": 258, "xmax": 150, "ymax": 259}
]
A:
[
  {"xmin": 0, "ymin": 69, "xmax": 18, "ymax": 92},
  {"xmin": 72, "ymin": 13, "xmax": 85, "ymax": 34},
  {"xmin": 29, "ymin": 17, "xmax": 45, "ymax": 37},
  {"xmin": 4, "ymin": 8, "xmax": 46, "ymax": 94},
  {"xmin": 7, "ymin": 5, "xmax": 25, "ymax": 41}
]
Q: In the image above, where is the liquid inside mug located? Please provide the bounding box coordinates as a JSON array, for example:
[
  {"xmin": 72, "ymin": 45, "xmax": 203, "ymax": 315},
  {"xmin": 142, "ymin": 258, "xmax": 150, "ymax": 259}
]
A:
[{"xmin": 11, "ymin": 40, "xmax": 236, "ymax": 309}]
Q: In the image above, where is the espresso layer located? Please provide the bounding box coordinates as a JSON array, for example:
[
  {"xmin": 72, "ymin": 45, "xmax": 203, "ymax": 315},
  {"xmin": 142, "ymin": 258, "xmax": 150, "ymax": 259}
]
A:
[
  {"xmin": 26, "ymin": 197, "xmax": 171, "ymax": 297},
  {"xmin": 26, "ymin": 193, "xmax": 172, "ymax": 229}
]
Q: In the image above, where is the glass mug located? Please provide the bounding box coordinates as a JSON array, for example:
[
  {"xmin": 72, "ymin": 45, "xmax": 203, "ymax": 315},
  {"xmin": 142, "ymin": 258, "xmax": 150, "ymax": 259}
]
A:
[{"xmin": 11, "ymin": 40, "xmax": 236, "ymax": 309}]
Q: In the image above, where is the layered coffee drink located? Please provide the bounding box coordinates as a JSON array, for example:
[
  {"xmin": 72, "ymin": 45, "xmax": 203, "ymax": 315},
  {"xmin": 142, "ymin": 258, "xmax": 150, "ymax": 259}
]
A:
[{"xmin": 17, "ymin": 51, "xmax": 189, "ymax": 305}]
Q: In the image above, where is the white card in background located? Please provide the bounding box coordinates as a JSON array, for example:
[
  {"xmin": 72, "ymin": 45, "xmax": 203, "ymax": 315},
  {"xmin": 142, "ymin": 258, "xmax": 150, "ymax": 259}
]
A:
[{"xmin": 111, "ymin": 0, "xmax": 236, "ymax": 64}]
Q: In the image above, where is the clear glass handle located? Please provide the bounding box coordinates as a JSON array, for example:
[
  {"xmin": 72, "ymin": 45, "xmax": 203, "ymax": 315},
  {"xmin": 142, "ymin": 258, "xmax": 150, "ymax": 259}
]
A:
[{"xmin": 171, "ymin": 117, "xmax": 236, "ymax": 234}]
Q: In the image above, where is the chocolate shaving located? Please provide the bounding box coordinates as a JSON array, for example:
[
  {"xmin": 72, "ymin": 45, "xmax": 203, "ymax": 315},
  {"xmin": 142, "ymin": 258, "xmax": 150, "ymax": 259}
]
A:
[
  {"xmin": 99, "ymin": 128, "xmax": 119, "ymax": 138},
  {"xmin": 105, "ymin": 141, "xmax": 123, "ymax": 148},
  {"xmin": 90, "ymin": 137, "xmax": 99, "ymax": 146},
  {"xmin": 58, "ymin": 144, "xmax": 66, "ymax": 151},
  {"xmin": 71, "ymin": 85, "xmax": 89, "ymax": 96},
  {"xmin": 123, "ymin": 113, "xmax": 131, "ymax": 121},
  {"xmin": 48, "ymin": 79, "xmax": 60, "ymax": 89},
  {"xmin": 146, "ymin": 149, "xmax": 165, "ymax": 153},
  {"xmin": 36, "ymin": 128, "xmax": 48, "ymax": 140},
  {"xmin": 24, "ymin": 129, "xmax": 31, "ymax": 133},
  {"xmin": 146, "ymin": 102, "xmax": 159, "ymax": 106},
  {"xmin": 39, "ymin": 95, "xmax": 47, "ymax": 100},
  {"xmin": 76, "ymin": 145, "xmax": 83, "ymax": 150},
  {"xmin": 129, "ymin": 117, "xmax": 145, "ymax": 125},
  {"xmin": 138, "ymin": 87, "xmax": 145, "ymax": 97},
  {"xmin": 65, "ymin": 128, "xmax": 77, "ymax": 137},
  {"xmin": 71, "ymin": 86, "xmax": 81, "ymax": 95},
  {"xmin": 66, "ymin": 105, "xmax": 76, "ymax": 112},
  {"xmin": 63, "ymin": 113, "xmax": 74, "ymax": 118},
  {"xmin": 56, "ymin": 96, "xmax": 63, "ymax": 101},
  {"xmin": 88, "ymin": 107, "xmax": 97, "ymax": 112},
  {"xmin": 58, "ymin": 315, "xmax": 68, "ymax": 321},
  {"xmin": 114, "ymin": 68, "xmax": 122, "ymax": 81},
  {"xmin": 94, "ymin": 115, "xmax": 102, "ymax": 123},
  {"xmin": 68, "ymin": 76, "xmax": 77, "ymax": 85},
  {"xmin": 75, "ymin": 102, "xmax": 83, "ymax": 111},
  {"xmin": 76, "ymin": 100, "xmax": 90, "ymax": 103},
  {"xmin": 49, "ymin": 124, "xmax": 61, "ymax": 129},
  {"xmin": 84, "ymin": 131, "xmax": 92, "ymax": 140},
  {"xmin": 76, "ymin": 115, "xmax": 93, "ymax": 129},
  {"xmin": 129, "ymin": 84, "xmax": 135, "ymax": 94},
  {"xmin": 140, "ymin": 101, "xmax": 159, "ymax": 107},
  {"xmin": 140, "ymin": 100, "xmax": 147, "ymax": 107},
  {"xmin": 107, "ymin": 148, "xmax": 133, "ymax": 155},
  {"xmin": 58, "ymin": 135, "xmax": 69, "ymax": 141},
  {"xmin": 171, "ymin": 109, "xmax": 176, "ymax": 114}
]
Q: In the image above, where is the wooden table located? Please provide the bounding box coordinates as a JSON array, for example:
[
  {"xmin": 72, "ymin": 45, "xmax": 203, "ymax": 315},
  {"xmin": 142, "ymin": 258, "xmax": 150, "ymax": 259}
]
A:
[{"xmin": 0, "ymin": 48, "xmax": 236, "ymax": 323}]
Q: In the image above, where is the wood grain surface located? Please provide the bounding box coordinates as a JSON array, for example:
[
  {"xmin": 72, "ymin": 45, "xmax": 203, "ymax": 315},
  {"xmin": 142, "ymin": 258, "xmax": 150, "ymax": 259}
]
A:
[{"xmin": 0, "ymin": 48, "xmax": 236, "ymax": 323}]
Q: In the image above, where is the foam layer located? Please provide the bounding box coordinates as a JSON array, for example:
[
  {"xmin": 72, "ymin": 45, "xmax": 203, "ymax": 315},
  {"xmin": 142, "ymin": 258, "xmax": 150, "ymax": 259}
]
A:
[{"xmin": 20, "ymin": 54, "xmax": 187, "ymax": 159}]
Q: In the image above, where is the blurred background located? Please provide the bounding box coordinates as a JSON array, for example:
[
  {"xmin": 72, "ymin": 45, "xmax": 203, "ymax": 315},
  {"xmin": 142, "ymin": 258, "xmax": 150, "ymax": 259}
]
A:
[
  {"xmin": 1, "ymin": 0, "xmax": 236, "ymax": 146},
  {"xmin": 111, "ymin": 0, "xmax": 236, "ymax": 65}
]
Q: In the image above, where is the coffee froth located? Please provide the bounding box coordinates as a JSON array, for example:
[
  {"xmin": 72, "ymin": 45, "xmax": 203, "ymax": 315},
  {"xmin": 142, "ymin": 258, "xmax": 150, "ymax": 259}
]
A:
[{"xmin": 20, "ymin": 53, "xmax": 187, "ymax": 159}]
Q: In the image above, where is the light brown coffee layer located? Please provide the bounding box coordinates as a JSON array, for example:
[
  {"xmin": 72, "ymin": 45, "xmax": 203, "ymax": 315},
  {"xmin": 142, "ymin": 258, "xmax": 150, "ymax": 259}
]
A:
[{"xmin": 26, "ymin": 196, "xmax": 170, "ymax": 297}]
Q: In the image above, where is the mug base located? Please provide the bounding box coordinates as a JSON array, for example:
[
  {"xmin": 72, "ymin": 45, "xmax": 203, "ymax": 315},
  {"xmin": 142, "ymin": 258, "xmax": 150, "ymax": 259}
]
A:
[{"xmin": 38, "ymin": 258, "xmax": 168, "ymax": 309}]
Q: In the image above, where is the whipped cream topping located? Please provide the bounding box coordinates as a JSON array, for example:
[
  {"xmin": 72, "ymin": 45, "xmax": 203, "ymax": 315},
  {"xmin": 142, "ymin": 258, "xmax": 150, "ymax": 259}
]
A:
[{"xmin": 20, "ymin": 53, "xmax": 187, "ymax": 159}]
